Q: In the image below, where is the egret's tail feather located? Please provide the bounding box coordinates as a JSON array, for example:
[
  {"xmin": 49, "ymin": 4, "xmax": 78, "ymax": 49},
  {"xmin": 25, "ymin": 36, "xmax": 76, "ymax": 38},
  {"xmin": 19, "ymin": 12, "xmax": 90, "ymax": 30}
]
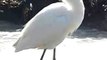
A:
[
  {"xmin": 13, "ymin": 37, "xmax": 21, "ymax": 47},
  {"xmin": 13, "ymin": 38, "xmax": 22, "ymax": 52}
]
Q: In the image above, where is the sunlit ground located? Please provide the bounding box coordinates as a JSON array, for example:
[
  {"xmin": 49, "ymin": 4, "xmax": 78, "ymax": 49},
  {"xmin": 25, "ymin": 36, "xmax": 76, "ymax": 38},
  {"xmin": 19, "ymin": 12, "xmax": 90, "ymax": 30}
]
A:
[{"xmin": 0, "ymin": 30, "xmax": 107, "ymax": 60}]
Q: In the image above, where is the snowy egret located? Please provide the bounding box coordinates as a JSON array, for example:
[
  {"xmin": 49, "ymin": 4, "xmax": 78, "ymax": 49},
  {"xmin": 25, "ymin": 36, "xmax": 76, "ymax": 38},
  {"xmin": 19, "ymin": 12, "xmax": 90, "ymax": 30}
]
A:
[{"xmin": 14, "ymin": 0, "xmax": 85, "ymax": 60}]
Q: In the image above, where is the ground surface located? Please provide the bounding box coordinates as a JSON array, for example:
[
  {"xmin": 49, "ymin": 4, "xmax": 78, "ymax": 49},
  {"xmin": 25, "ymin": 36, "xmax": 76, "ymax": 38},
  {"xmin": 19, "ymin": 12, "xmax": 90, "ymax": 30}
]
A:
[{"xmin": 0, "ymin": 25, "xmax": 107, "ymax": 60}]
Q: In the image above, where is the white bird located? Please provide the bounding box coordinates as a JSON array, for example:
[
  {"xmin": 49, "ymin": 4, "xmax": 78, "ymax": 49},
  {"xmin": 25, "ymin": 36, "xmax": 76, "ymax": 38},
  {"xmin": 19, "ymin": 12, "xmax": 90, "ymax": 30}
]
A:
[{"xmin": 13, "ymin": 0, "xmax": 85, "ymax": 60}]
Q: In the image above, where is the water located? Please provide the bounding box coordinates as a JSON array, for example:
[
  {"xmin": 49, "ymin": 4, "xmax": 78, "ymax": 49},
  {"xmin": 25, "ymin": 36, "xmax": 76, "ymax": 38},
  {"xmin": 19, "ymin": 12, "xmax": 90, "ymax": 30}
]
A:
[{"xmin": 0, "ymin": 21, "xmax": 107, "ymax": 60}]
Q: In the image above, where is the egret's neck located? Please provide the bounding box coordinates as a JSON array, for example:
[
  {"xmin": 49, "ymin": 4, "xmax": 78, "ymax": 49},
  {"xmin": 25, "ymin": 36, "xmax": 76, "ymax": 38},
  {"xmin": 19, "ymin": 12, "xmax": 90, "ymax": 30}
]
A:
[
  {"xmin": 63, "ymin": 0, "xmax": 84, "ymax": 14},
  {"xmin": 63, "ymin": 0, "xmax": 85, "ymax": 30}
]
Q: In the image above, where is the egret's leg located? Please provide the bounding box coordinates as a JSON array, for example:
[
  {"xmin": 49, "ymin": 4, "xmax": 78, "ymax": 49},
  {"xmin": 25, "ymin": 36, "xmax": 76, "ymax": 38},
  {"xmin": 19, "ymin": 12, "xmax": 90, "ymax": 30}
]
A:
[
  {"xmin": 40, "ymin": 49, "xmax": 47, "ymax": 60},
  {"xmin": 53, "ymin": 48, "xmax": 56, "ymax": 60}
]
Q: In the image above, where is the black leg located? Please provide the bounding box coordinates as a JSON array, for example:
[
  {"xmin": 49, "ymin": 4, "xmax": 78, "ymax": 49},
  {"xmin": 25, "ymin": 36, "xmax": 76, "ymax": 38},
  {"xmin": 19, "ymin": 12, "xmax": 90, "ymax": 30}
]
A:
[
  {"xmin": 53, "ymin": 48, "xmax": 56, "ymax": 60},
  {"xmin": 40, "ymin": 49, "xmax": 47, "ymax": 60}
]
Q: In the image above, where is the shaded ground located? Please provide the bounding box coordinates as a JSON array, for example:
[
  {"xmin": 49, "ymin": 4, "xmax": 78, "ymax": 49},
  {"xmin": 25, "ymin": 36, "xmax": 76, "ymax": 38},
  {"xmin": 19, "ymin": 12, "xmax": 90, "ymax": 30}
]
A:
[
  {"xmin": 0, "ymin": 21, "xmax": 107, "ymax": 39},
  {"xmin": 72, "ymin": 27, "xmax": 107, "ymax": 39},
  {"xmin": 0, "ymin": 21, "xmax": 23, "ymax": 31}
]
